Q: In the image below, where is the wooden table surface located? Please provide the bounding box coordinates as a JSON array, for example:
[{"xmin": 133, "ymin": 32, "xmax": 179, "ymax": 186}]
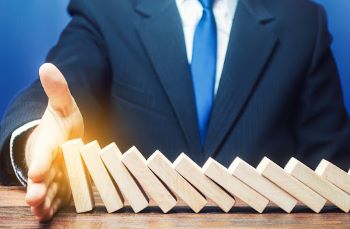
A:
[{"xmin": 0, "ymin": 186, "xmax": 349, "ymax": 228}]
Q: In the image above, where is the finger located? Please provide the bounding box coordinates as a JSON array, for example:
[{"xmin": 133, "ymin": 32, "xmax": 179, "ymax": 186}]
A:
[
  {"xmin": 36, "ymin": 207, "xmax": 54, "ymax": 222},
  {"xmin": 26, "ymin": 172, "xmax": 57, "ymax": 207},
  {"xmin": 26, "ymin": 164, "xmax": 58, "ymax": 206},
  {"xmin": 31, "ymin": 181, "xmax": 59, "ymax": 217},
  {"xmin": 39, "ymin": 63, "xmax": 75, "ymax": 115},
  {"xmin": 36, "ymin": 189, "xmax": 66, "ymax": 222},
  {"xmin": 25, "ymin": 179, "xmax": 44, "ymax": 207},
  {"xmin": 51, "ymin": 197, "xmax": 63, "ymax": 216}
]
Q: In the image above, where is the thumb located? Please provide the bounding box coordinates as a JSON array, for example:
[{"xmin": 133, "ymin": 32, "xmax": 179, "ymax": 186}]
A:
[{"xmin": 39, "ymin": 63, "xmax": 75, "ymax": 115}]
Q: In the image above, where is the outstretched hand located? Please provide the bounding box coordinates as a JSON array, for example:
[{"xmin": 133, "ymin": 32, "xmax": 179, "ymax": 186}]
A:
[{"xmin": 25, "ymin": 63, "xmax": 84, "ymax": 221}]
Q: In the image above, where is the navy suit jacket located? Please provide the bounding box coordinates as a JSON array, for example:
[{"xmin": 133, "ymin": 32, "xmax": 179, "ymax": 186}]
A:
[{"xmin": 1, "ymin": 0, "xmax": 350, "ymax": 184}]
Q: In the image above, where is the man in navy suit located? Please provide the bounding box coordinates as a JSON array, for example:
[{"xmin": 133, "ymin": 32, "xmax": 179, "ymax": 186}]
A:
[{"xmin": 0, "ymin": 0, "xmax": 349, "ymax": 221}]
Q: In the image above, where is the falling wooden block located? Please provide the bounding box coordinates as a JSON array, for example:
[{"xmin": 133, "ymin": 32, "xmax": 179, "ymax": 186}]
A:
[
  {"xmin": 173, "ymin": 153, "xmax": 235, "ymax": 212},
  {"xmin": 100, "ymin": 143, "xmax": 149, "ymax": 213},
  {"xmin": 147, "ymin": 150, "xmax": 207, "ymax": 213},
  {"xmin": 203, "ymin": 158, "xmax": 268, "ymax": 213},
  {"xmin": 228, "ymin": 157, "xmax": 297, "ymax": 213},
  {"xmin": 61, "ymin": 139, "xmax": 94, "ymax": 213},
  {"xmin": 285, "ymin": 157, "xmax": 350, "ymax": 212},
  {"xmin": 257, "ymin": 157, "xmax": 326, "ymax": 213},
  {"xmin": 315, "ymin": 159, "xmax": 350, "ymax": 195},
  {"xmin": 80, "ymin": 141, "xmax": 124, "ymax": 213},
  {"xmin": 121, "ymin": 146, "xmax": 176, "ymax": 213}
]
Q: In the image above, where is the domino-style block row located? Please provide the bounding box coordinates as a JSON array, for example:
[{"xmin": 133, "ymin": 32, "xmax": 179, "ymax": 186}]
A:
[
  {"xmin": 122, "ymin": 147, "xmax": 176, "ymax": 213},
  {"xmin": 257, "ymin": 157, "xmax": 326, "ymax": 213},
  {"xmin": 61, "ymin": 139, "xmax": 350, "ymax": 214},
  {"xmin": 100, "ymin": 143, "xmax": 148, "ymax": 213},
  {"xmin": 173, "ymin": 153, "xmax": 235, "ymax": 212}
]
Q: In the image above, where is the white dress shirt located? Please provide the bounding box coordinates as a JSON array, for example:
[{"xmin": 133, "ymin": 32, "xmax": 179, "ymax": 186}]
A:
[
  {"xmin": 10, "ymin": 0, "xmax": 238, "ymax": 185},
  {"xmin": 176, "ymin": 0, "xmax": 238, "ymax": 93}
]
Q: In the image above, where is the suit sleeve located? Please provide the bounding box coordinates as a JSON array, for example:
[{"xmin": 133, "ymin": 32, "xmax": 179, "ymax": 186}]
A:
[
  {"xmin": 0, "ymin": 0, "xmax": 112, "ymax": 185},
  {"xmin": 295, "ymin": 4, "xmax": 350, "ymax": 170}
]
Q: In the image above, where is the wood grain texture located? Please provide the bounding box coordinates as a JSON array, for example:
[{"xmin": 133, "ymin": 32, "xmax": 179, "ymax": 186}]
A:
[
  {"xmin": 121, "ymin": 146, "xmax": 177, "ymax": 213},
  {"xmin": 173, "ymin": 153, "xmax": 235, "ymax": 212},
  {"xmin": 80, "ymin": 141, "xmax": 124, "ymax": 213},
  {"xmin": 203, "ymin": 158, "xmax": 269, "ymax": 213},
  {"xmin": 228, "ymin": 157, "xmax": 297, "ymax": 213},
  {"xmin": 285, "ymin": 157, "xmax": 350, "ymax": 212},
  {"xmin": 61, "ymin": 139, "xmax": 94, "ymax": 213},
  {"xmin": 147, "ymin": 151, "xmax": 207, "ymax": 213},
  {"xmin": 100, "ymin": 143, "xmax": 149, "ymax": 213},
  {"xmin": 257, "ymin": 157, "xmax": 326, "ymax": 213},
  {"xmin": 1, "ymin": 186, "xmax": 350, "ymax": 229},
  {"xmin": 315, "ymin": 159, "xmax": 350, "ymax": 195}
]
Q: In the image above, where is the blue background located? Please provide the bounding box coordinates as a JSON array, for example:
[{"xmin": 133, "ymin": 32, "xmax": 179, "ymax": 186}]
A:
[{"xmin": 0, "ymin": 0, "xmax": 349, "ymax": 119}]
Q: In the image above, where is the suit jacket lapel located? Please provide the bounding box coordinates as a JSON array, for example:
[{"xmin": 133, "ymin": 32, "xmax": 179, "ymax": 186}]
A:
[
  {"xmin": 204, "ymin": 0, "xmax": 278, "ymax": 158},
  {"xmin": 135, "ymin": 0, "xmax": 202, "ymax": 159}
]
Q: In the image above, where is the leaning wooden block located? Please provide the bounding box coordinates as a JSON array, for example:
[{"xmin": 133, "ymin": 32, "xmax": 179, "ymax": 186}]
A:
[
  {"xmin": 100, "ymin": 143, "xmax": 149, "ymax": 213},
  {"xmin": 61, "ymin": 139, "xmax": 94, "ymax": 213},
  {"xmin": 121, "ymin": 146, "xmax": 176, "ymax": 213},
  {"xmin": 257, "ymin": 157, "xmax": 326, "ymax": 213},
  {"xmin": 80, "ymin": 141, "xmax": 124, "ymax": 213},
  {"xmin": 173, "ymin": 153, "xmax": 235, "ymax": 212},
  {"xmin": 203, "ymin": 158, "xmax": 268, "ymax": 213},
  {"xmin": 285, "ymin": 157, "xmax": 350, "ymax": 212},
  {"xmin": 315, "ymin": 159, "xmax": 350, "ymax": 195},
  {"xmin": 147, "ymin": 150, "xmax": 207, "ymax": 213},
  {"xmin": 228, "ymin": 157, "xmax": 297, "ymax": 213}
]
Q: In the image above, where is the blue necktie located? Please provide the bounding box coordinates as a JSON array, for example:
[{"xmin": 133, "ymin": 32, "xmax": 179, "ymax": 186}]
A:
[{"xmin": 191, "ymin": 0, "xmax": 217, "ymax": 144}]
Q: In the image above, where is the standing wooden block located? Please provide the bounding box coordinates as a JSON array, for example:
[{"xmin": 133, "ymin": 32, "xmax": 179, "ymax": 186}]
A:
[
  {"xmin": 80, "ymin": 141, "xmax": 124, "ymax": 213},
  {"xmin": 203, "ymin": 158, "xmax": 268, "ymax": 213},
  {"xmin": 147, "ymin": 151, "xmax": 207, "ymax": 213},
  {"xmin": 61, "ymin": 139, "xmax": 94, "ymax": 213},
  {"xmin": 173, "ymin": 153, "xmax": 235, "ymax": 212},
  {"xmin": 315, "ymin": 159, "xmax": 350, "ymax": 195},
  {"xmin": 285, "ymin": 157, "xmax": 350, "ymax": 212},
  {"xmin": 257, "ymin": 157, "xmax": 326, "ymax": 213},
  {"xmin": 228, "ymin": 157, "xmax": 297, "ymax": 213},
  {"xmin": 100, "ymin": 143, "xmax": 149, "ymax": 213},
  {"xmin": 121, "ymin": 146, "xmax": 176, "ymax": 213}
]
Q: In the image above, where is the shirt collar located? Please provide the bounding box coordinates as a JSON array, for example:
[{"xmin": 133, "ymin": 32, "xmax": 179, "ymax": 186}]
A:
[{"xmin": 176, "ymin": 0, "xmax": 237, "ymax": 19}]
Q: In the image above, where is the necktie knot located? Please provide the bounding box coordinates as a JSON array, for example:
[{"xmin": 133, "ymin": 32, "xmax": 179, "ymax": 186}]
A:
[{"xmin": 199, "ymin": 0, "xmax": 214, "ymax": 9}]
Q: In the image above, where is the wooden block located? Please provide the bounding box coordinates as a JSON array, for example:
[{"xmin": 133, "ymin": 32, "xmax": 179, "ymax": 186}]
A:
[
  {"xmin": 315, "ymin": 159, "xmax": 350, "ymax": 195},
  {"xmin": 80, "ymin": 141, "xmax": 123, "ymax": 213},
  {"xmin": 146, "ymin": 151, "xmax": 207, "ymax": 213},
  {"xmin": 173, "ymin": 153, "xmax": 235, "ymax": 212},
  {"xmin": 228, "ymin": 157, "xmax": 297, "ymax": 213},
  {"xmin": 257, "ymin": 157, "xmax": 326, "ymax": 213},
  {"xmin": 61, "ymin": 139, "xmax": 94, "ymax": 213},
  {"xmin": 203, "ymin": 158, "xmax": 268, "ymax": 213},
  {"xmin": 100, "ymin": 143, "xmax": 149, "ymax": 213},
  {"xmin": 285, "ymin": 157, "xmax": 350, "ymax": 212},
  {"xmin": 121, "ymin": 146, "xmax": 176, "ymax": 213}
]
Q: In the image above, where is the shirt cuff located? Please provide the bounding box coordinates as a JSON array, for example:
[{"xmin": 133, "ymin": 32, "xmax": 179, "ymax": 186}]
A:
[{"xmin": 10, "ymin": 120, "xmax": 40, "ymax": 186}]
